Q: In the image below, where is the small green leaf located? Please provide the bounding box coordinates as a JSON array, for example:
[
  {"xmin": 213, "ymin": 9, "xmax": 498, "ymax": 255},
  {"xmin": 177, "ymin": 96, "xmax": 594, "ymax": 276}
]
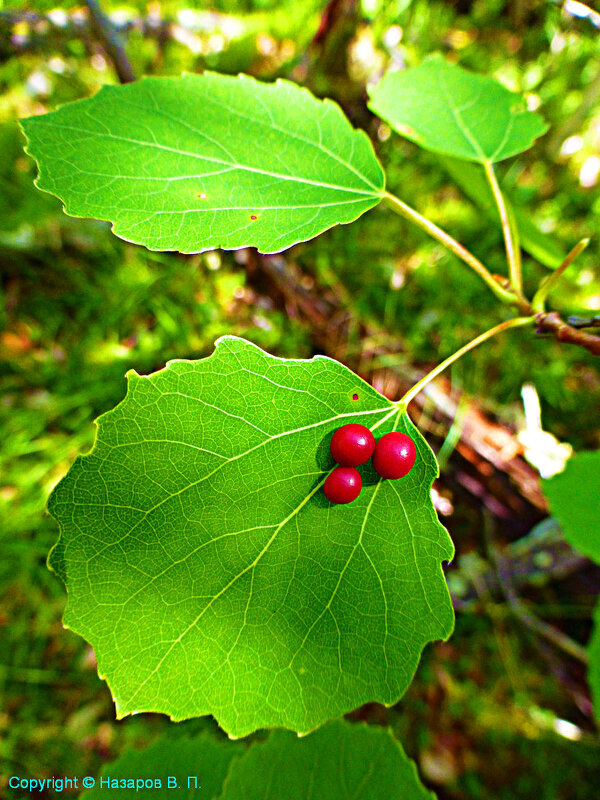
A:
[
  {"xmin": 589, "ymin": 601, "xmax": 600, "ymax": 722},
  {"xmin": 220, "ymin": 720, "xmax": 436, "ymax": 800},
  {"xmin": 81, "ymin": 721, "xmax": 435, "ymax": 799},
  {"xmin": 21, "ymin": 73, "xmax": 384, "ymax": 254},
  {"xmin": 82, "ymin": 734, "xmax": 242, "ymax": 798},
  {"xmin": 541, "ymin": 451, "xmax": 600, "ymax": 564},
  {"xmin": 368, "ymin": 55, "xmax": 548, "ymax": 163},
  {"xmin": 48, "ymin": 337, "xmax": 454, "ymax": 737},
  {"xmin": 439, "ymin": 156, "xmax": 566, "ymax": 268},
  {"xmin": 542, "ymin": 451, "xmax": 600, "ymax": 723}
]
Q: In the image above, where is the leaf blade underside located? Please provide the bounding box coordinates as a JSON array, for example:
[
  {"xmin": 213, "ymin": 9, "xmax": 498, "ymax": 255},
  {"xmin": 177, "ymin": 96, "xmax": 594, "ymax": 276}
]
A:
[
  {"xmin": 368, "ymin": 55, "xmax": 548, "ymax": 163},
  {"xmin": 82, "ymin": 720, "xmax": 435, "ymax": 799},
  {"xmin": 220, "ymin": 720, "xmax": 436, "ymax": 799},
  {"xmin": 542, "ymin": 452, "xmax": 600, "ymax": 564},
  {"xmin": 48, "ymin": 337, "xmax": 454, "ymax": 737},
  {"xmin": 21, "ymin": 73, "xmax": 385, "ymax": 254},
  {"xmin": 82, "ymin": 734, "xmax": 242, "ymax": 799}
]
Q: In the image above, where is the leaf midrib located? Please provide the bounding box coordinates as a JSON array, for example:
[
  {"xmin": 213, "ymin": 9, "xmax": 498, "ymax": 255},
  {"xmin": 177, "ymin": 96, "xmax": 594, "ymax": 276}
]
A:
[
  {"xmin": 128, "ymin": 76, "xmax": 381, "ymax": 193},
  {"xmin": 101, "ymin": 404, "xmax": 399, "ymax": 708},
  {"xmin": 82, "ymin": 400, "xmax": 396, "ymax": 575},
  {"xmin": 34, "ymin": 122, "xmax": 382, "ymax": 199}
]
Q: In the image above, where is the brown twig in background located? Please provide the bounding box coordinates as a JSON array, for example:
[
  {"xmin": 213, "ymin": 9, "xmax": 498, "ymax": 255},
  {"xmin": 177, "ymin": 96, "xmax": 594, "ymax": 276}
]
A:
[
  {"xmin": 311, "ymin": 0, "xmax": 350, "ymax": 46},
  {"xmin": 243, "ymin": 250, "xmax": 548, "ymax": 524},
  {"xmin": 535, "ymin": 311, "xmax": 600, "ymax": 356},
  {"xmin": 477, "ymin": 516, "xmax": 594, "ymax": 716},
  {"xmin": 450, "ymin": 518, "xmax": 589, "ymax": 608},
  {"xmin": 548, "ymin": 67, "xmax": 600, "ymax": 157},
  {"xmin": 83, "ymin": 0, "xmax": 135, "ymax": 84},
  {"xmin": 461, "ymin": 518, "xmax": 594, "ymax": 717},
  {"xmin": 487, "ymin": 536, "xmax": 589, "ymax": 665},
  {"xmin": 0, "ymin": 9, "xmax": 169, "ymax": 63}
]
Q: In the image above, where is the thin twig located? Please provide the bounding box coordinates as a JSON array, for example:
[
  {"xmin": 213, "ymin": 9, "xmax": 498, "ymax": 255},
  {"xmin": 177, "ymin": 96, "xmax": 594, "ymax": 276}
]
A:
[
  {"xmin": 398, "ymin": 317, "xmax": 534, "ymax": 407},
  {"xmin": 83, "ymin": 0, "xmax": 135, "ymax": 84},
  {"xmin": 535, "ymin": 311, "xmax": 600, "ymax": 355},
  {"xmin": 486, "ymin": 529, "xmax": 589, "ymax": 665}
]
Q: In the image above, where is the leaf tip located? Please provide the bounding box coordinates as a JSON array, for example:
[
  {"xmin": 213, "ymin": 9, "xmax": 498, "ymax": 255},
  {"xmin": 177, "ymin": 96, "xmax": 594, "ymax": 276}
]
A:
[
  {"xmin": 125, "ymin": 368, "xmax": 142, "ymax": 384},
  {"xmin": 397, "ymin": 123, "xmax": 420, "ymax": 140},
  {"xmin": 114, "ymin": 701, "xmax": 132, "ymax": 720},
  {"xmin": 213, "ymin": 333, "xmax": 247, "ymax": 350}
]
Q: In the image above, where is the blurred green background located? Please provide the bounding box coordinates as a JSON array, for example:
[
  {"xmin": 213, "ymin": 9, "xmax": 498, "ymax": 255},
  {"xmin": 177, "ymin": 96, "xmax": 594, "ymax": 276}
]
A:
[{"xmin": 1, "ymin": 1, "xmax": 599, "ymax": 798}]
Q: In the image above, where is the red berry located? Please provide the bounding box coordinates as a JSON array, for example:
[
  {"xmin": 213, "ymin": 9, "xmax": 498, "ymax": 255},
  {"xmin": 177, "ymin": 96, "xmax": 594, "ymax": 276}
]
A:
[
  {"xmin": 330, "ymin": 424, "xmax": 375, "ymax": 467},
  {"xmin": 323, "ymin": 467, "xmax": 362, "ymax": 504},
  {"xmin": 372, "ymin": 432, "xmax": 416, "ymax": 479}
]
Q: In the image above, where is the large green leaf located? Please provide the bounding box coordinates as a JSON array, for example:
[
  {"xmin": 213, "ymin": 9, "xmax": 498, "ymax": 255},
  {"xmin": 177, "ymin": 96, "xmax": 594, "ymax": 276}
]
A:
[
  {"xmin": 541, "ymin": 451, "xmax": 600, "ymax": 564},
  {"xmin": 82, "ymin": 734, "xmax": 242, "ymax": 798},
  {"xmin": 48, "ymin": 336, "xmax": 454, "ymax": 737},
  {"xmin": 368, "ymin": 55, "xmax": 548, "ymax": 163},
  {"xmin": 220, "ymin": 720, "xmax": 435, "ymax": 800},
  {"xmin": 439, "ymin": 156, "xmax": 566, "ymax": 268},
  {"xmin": 20, "ymin": 73, "xmax": 384, "ymax": 254}
]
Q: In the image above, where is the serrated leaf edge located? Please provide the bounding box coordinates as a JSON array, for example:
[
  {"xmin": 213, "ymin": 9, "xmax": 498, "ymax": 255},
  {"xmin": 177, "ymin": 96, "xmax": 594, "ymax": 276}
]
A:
[
  {"xmin": 20, "ymin": 73, "xmax": 385, "ymax": 255},
  {"xmin": 46, "ymin": 337, "xmax": 454, "ymax": 737}
]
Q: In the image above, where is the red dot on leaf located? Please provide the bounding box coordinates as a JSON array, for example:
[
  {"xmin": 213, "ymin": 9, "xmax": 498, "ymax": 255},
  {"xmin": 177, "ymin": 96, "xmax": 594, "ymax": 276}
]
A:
[
  {"xmin": 250, "ymin": 215, "xmax": 258, "ymax": 220},
  {"xmin": 352, "ymin": 393, "xmax": 359, "ymax": 401}
]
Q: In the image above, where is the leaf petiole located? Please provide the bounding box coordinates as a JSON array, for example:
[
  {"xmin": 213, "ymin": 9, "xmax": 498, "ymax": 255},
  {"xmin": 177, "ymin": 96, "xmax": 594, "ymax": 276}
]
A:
[
  {"xmin": 396, "ymin": 317, "xmax": 534, "ymax": 408},
  {"xmin": 483, "ymin": 160, "xmax": 523, "ymax": 296},
  {"xmin": 383, "ymin": 191, "xmax": 519, "ymax": 306}
]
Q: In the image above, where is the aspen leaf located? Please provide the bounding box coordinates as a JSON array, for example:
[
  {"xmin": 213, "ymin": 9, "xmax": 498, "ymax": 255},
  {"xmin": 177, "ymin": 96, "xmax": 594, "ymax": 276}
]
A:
[
  {"xmin": 48, "ymin": 337, "xmax": 454, "ymax": 737},
  {"xmin": 21, "ymin": 73, "xmax": 385, "ymax": 254}
]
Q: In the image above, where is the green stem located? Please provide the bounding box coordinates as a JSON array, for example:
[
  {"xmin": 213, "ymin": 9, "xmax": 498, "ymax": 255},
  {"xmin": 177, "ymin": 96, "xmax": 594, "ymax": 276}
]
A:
[
  {"xmin": 532, "ymin": 238, "xmax": 591, "ymax": 313},
  {"xmin": 506, "ymin": 201, "xmax": 522, "ymax": 287},
  {"xmin": 397, "ymin": 317, "xmax": 534, "ymax": 408},
  {"xmin": 383, "ymin": 191, "xmax": 517, "ymax": 306},
  {"xmin": 483, "ymin": 161, "xmax": 522, "ymax": 295}
]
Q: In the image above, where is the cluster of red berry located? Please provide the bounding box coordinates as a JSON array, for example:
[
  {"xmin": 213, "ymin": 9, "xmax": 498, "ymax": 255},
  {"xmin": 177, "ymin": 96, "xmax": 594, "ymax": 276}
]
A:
[{"xmin": 324, "ymin": 424, "xmax": 416, "ymax": 504}]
